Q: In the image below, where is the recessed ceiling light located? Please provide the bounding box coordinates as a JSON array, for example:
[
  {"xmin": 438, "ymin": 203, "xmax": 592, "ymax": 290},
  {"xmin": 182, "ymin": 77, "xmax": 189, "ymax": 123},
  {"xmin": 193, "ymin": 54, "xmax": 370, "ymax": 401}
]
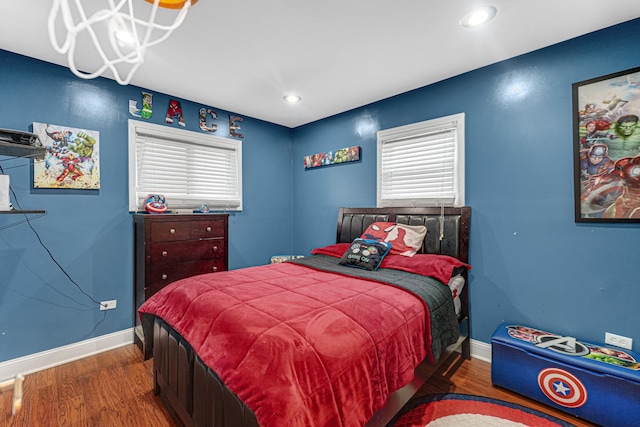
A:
[
  {"xmin": 283, "ymin": 94, "xmax": 302, "ymax": 104},
  {"xmin": 114, "ymin": 29, "xmax": 137, "ymax": 47},
  {"xmin": 460, "ymin": 5, "xmax": 497, "ymax": 28}
]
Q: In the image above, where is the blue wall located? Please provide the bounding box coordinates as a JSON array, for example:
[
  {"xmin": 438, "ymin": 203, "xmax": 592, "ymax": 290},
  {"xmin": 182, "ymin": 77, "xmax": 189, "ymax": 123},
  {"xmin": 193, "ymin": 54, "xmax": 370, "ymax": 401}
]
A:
[
  {"xmin": 291, "ymin": 19, "xmax": 640, "ymax": 349},
  {"xmin": 0, "ymin": 51, "xmax": 294, "ymax": 361},
  {"xmin": 1, "ymin": 18, "xmax": 639, "ymax": 363}
]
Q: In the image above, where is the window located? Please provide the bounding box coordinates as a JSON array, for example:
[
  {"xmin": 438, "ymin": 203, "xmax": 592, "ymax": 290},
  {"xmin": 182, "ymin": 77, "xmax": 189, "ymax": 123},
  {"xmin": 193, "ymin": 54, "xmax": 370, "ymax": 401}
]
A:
[
  {"xmin": 377, "ymin": 113, "xmax": 465, "ymax": 207},
  {"xmin": 128, "ymin": 120, "xmax": 242, "ymax": 211}
]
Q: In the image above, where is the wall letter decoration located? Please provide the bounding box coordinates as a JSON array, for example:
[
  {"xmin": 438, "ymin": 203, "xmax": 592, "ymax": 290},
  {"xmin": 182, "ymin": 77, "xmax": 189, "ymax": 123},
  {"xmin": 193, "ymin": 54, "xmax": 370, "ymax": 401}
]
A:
[
  {"xmin": 129, "ymin": 91, "xmax": 153, "ymax": 119},
  {"xmin": 199, "ymin": 108, "xmax": 218, "ymax": 132},
  {"xmin": 166, "ymin": 99, "xmax": 185, "ymax": 127},
  {"xmin": 230, "ymin": 115, "xmax": 244, "ymax": 138}
]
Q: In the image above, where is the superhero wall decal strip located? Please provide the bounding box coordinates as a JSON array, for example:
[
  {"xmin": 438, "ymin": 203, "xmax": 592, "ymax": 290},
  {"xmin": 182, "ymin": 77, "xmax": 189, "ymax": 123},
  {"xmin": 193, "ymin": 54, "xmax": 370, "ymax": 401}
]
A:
[{"xmin": 304, "ymin": 146, "xmax": 361, "ymax": 169}]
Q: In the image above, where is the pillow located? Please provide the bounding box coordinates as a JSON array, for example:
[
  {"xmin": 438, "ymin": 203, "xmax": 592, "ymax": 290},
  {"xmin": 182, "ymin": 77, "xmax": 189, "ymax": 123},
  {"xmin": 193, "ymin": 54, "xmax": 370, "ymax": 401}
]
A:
[
  {"xmin": 448, "ymin": 274, "xmax": 466, "ymax": 316},
  {"xmin": 360, "ymin": 222, "xmax": 427, "ymax": 257},
  {"xmin": 311, "ymin": 244, "xmax": 471, "ymax": 283},
  {"xmin": 338, "ymin": 239, "xmax": 392, "ymax": 271},
  {"xmin": 379, "ymin": 253, "xmax": 470, "ymax": 284}
]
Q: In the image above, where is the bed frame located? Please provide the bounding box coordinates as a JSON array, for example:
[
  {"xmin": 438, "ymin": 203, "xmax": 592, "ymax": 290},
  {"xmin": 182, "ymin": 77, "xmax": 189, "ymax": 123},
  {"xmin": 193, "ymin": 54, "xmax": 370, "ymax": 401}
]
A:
[{"xmin": 142, "ymin": 206, "xmax": 471, "ymax": 427}]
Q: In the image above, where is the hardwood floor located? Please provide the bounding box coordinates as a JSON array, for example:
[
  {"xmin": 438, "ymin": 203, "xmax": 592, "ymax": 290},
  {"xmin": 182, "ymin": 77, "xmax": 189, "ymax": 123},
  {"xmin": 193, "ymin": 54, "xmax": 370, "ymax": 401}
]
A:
[
  {"xmin": 0, "ymin": 345, "xmax": 174, "ymax": 427},
  {"xmin": 0, "ymin": 345, "xmax": 597, "ymax": 426}
]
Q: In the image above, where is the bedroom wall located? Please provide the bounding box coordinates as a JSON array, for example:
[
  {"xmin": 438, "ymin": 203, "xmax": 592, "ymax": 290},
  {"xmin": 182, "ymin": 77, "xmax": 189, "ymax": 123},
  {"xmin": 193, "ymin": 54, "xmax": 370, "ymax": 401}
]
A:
[
  {"xmin": 0, "ymin": 50, "xmax": 294, "ymax": 362},
  {"xmin": 291, "ymin": 18, "xmax": 640, "ymax": 350},
  {"xmin": 1, "ymin": 18, "xmax": 638, "ymax": 367}
]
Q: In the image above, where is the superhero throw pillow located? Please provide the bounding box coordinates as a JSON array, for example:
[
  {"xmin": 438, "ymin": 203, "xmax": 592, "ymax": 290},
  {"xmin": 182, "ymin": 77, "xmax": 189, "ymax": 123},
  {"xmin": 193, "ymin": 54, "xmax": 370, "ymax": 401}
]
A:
[
  {"xmin": 339, "ymin": 239, "xmax": 392, "ymax": 271},
  {"xmin": 360, "ymin": 222, "xmax": 427, "ymax": 257}
]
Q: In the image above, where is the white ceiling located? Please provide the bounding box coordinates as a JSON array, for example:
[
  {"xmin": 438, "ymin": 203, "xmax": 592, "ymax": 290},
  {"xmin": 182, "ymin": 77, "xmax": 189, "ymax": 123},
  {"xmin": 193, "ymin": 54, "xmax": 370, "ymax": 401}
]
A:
[{"xmin": 2, "ymin": 1, "xmax": 640, "ymax": 128}]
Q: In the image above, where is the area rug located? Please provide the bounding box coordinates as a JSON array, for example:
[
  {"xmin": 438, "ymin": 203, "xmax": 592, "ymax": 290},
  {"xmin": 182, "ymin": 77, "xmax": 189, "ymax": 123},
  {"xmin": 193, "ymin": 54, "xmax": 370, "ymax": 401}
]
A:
[{"xmin": 386, "ymin": 393, "xmax": 577, "ymax": 427}]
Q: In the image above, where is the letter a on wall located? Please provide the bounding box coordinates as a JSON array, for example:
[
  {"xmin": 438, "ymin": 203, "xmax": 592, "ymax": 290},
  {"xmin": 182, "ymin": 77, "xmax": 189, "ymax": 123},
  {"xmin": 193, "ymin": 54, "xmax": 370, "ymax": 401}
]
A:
[{"xmin": 166, "ymin": 99, "xmax": 185, "ymax": 127}]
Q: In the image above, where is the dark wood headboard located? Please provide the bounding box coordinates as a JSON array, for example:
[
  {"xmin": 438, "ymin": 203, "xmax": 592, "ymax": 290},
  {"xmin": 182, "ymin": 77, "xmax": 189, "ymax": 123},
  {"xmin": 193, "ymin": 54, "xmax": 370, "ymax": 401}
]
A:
[{"xmin": 336, "ymin": 207, "xmax": 470, "ymax": 263}]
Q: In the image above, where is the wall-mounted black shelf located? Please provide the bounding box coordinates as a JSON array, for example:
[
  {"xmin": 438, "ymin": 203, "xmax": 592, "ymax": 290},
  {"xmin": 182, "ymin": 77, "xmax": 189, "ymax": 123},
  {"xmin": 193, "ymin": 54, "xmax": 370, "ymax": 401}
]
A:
[
  {"xmin": 0, "ymin": 210, "xmax": 46, "ymax": 214},
  {"xmin": 0, "ymin": 141, "xmax": 47, "ymax": 227},
  {"xmin": 0, "ymin": 210, "xmax": 47, "ymax": 230},
  {"xmin": 0, "ymin": 141, "xmax": 45, "ymax": 160}
]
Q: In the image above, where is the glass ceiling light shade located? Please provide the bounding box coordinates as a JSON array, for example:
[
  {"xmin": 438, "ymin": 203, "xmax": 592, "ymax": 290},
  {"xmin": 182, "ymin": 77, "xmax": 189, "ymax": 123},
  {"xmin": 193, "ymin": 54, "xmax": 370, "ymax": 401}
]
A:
[
  {"xmin": 47, "ymin": 0, "xmax": 198, "ymax": 85},
  {"xmin": 460, "ymin": 5, "xmax": 497, "ymax": 28}
]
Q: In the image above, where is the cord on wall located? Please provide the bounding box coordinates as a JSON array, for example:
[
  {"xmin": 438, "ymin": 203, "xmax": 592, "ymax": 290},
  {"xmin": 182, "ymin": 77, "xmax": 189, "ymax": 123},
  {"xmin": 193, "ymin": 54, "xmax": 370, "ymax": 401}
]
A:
[{"xmin": 0, "ymin": 164, "xmax": 102, "ymax": 309}]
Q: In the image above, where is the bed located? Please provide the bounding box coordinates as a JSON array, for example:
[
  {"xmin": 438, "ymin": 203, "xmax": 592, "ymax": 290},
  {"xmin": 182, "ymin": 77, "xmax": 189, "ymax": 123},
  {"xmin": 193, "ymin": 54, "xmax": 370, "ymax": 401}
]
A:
[{"xmin": 139, "ymin": 206, "xmax": 471, "ymax": 427}]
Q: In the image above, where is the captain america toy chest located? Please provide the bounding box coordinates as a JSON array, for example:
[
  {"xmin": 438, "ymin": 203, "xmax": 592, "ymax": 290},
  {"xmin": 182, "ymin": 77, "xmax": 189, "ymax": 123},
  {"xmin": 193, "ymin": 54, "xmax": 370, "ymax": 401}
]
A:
[{"xmin": 491, "ymin": 323, "xmax": 640, "ymax": 427}]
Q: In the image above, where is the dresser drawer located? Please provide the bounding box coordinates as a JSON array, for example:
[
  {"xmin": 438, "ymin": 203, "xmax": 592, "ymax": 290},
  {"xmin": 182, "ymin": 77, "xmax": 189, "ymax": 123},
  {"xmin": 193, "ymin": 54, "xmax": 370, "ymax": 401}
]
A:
[
  {"xmin": 150, "ymin": 221, "xmax": 191, "ymax": 242},
  {"xmin": 146, "ymin": 259, "xmax": 226, "ymax": 298},
  {"xmin": 134, "ymin": 213, "xmax": 228, "ymax": 359},
  {"xmin": 149, "ymin": 239, "xmax": 225, "ymax": 264},
  {"xmin": 191, "ymin": 220, "xmax": 225, "ymax": 239}
]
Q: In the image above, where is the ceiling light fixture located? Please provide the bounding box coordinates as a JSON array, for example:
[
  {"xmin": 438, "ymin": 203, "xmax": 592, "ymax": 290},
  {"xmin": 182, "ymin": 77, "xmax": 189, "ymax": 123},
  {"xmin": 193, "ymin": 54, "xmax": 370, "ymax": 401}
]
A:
[
  {"xmin": 283, "ymin": 94, "xmax": 302, "ymax": 104},
  {"xmin": 460, "ymin": 5, "xmax": 497, "ymax": 28},
  {"xmin": 47, "ymin": 0, "xmax": 198, "ymax": 85}
]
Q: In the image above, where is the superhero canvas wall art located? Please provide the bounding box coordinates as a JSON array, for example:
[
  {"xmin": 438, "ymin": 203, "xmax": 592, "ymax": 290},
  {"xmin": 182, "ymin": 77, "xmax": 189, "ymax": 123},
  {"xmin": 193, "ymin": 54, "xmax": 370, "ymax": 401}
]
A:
[
  {"xmin": 304, "ymin": 146, "xmax": 360, "ymax": 169},
  {"xmin": 32, "ymin": 122, "xmax": 100, "ymax": 190},
  {"xmin": 572, "ymin": 66, "xmax": 640, "ymax": 222}
]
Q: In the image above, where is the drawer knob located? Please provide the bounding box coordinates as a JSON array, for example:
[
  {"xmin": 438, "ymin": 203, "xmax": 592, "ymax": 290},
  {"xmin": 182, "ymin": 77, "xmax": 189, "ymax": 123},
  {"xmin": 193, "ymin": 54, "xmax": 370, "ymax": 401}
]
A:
[
  {"xmin": 169, "ymin": 228, "xmax": 176, "ymax": 234},
  {"xmin": 162, "ymin": 251, "xmax": 168, "ymax": 257},
  {"xmin": 206, "ymin": 226, "xmax": 212, "ymax": 232},
  {"xmin": 212, "ymin": 246, "xmax": 218, "ymax": 252},
  {"xmin": 212, "ymin": 267, "xmax": 218, "ymax": 272},
  {"xmin": 161, "ymin": 274, "xmax": 168, "ymax": 280}
]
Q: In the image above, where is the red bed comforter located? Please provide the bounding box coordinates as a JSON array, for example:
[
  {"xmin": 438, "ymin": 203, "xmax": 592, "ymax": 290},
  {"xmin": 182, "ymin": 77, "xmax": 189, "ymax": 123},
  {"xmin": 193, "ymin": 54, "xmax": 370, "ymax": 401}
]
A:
[{"xmin": 139, "ymin": 261, "xmax": 430, "ymax": 427}]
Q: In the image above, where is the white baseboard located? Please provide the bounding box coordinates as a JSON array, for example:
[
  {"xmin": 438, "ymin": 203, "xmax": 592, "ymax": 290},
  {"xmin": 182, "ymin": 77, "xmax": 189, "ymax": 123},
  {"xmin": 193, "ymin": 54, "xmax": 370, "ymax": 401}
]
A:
[
  {"xmin": 470, "ymin": 338, "xmax": 492, "ymax": 363},
  {"xmin": 0, "ymin": 328, "xmax": 134, "ymax": 381},
  {"xmin": 0, "ymin": 330, "xmax": 491, "ymax": 382}
]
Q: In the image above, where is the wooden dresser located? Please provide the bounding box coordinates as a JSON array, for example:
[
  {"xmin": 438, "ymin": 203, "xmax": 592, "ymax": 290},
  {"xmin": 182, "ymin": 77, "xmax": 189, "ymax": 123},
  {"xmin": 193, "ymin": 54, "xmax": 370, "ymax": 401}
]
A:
[{"xmin": 133, "ymin": 213, "xmax": 228, "ymax": 357}]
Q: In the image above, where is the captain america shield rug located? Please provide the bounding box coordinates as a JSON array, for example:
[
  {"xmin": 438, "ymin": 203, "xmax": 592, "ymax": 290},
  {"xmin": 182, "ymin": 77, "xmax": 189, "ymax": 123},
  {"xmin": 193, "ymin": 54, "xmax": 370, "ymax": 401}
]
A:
[{"xmin": 386, "ymin": 393, "xmax": 577, "ymax": 427}]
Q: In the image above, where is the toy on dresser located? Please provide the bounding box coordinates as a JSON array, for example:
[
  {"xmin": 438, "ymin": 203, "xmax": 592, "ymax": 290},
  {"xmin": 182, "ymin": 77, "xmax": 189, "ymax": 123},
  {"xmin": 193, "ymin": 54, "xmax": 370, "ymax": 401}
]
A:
[{"xmin": 144, "ymin": 194, "xmax": 167, "ymax": 214}]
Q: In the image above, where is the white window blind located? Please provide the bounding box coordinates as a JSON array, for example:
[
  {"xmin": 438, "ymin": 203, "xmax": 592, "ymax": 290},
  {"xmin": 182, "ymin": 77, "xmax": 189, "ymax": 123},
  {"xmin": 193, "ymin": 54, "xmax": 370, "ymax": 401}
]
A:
[
  {"xmin": 128, "ymin": 120, "xmax": 242, "ymax": 211},
  {"xmin": 377, "ymin": 113, "xmax": 464, "ymax": 207}
]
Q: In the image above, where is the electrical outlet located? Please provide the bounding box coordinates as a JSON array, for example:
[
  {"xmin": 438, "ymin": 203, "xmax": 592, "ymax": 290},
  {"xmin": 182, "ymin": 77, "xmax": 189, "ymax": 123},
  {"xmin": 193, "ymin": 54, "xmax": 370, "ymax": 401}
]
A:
[
  {"xmin": 605, "ymin": 332, "xmax": 633, "ymax": 350},
  {"xmin": 100, "ymin": 300, "xmax": 117, "ymax": 311}
]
